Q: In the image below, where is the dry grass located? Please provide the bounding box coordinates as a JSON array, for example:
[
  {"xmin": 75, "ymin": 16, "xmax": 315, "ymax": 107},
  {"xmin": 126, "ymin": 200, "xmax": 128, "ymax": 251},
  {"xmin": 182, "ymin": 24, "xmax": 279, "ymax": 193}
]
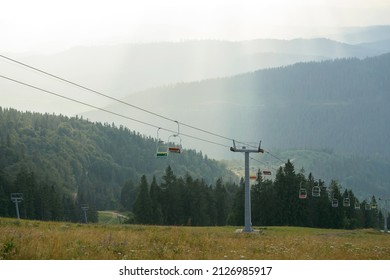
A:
[{"xmin": 1, "ymin": 218, "xmax": 390, "ymax": 260}]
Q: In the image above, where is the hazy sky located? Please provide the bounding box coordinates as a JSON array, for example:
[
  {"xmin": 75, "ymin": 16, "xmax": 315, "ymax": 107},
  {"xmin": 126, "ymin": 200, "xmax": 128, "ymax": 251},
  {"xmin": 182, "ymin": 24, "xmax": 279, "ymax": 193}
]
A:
[{"xmin": 2, "ymin": 0, "xmax": 390, "ymax": 53}]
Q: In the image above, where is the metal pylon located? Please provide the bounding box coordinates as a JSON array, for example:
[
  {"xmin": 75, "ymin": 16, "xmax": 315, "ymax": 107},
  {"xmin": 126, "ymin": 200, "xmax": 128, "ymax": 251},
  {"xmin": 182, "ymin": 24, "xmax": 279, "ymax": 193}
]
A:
[{"xmin": 230, "ymin": 140, "xmax": 264, "ymax": 232}]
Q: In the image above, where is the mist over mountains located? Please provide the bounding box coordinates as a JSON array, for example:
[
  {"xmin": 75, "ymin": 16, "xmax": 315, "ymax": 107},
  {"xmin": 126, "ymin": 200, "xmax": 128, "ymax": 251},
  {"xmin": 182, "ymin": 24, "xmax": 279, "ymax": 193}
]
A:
[
  {"xmin": 2, "ymin": 25, "xmax": 390, "ymax": 198},
  {"xmin": 3, "ymin": 26, "xmax": 390, "ymax": 113}
]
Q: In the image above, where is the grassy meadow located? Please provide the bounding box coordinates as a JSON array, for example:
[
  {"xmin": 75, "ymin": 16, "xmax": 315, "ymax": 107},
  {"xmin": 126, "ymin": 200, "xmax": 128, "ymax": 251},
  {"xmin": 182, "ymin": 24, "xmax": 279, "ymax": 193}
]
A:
[{"xmin": 1, "ymin": 217, "xmax": 390, "ymax": 260}]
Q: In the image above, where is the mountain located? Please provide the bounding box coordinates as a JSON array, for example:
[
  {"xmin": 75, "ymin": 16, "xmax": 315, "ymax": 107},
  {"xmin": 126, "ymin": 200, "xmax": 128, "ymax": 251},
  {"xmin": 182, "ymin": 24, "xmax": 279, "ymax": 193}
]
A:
[
  {"xmin": 95, "ymin": 53, "xmax": 390, "ymax": 157},
  {"xmin": 327, "ymin": 25, "xmax": 390, "ymax": 44},
  {"xmin": 84, "ymin": 53, "xmax": 390, "ymax": 199},
  {"xmin": 0, "ymin": 108, "xmax": 235, "ymax": 212},
  {"xmin": 2, "ymin": 36, "xmax": 388, "ymax": 116}
]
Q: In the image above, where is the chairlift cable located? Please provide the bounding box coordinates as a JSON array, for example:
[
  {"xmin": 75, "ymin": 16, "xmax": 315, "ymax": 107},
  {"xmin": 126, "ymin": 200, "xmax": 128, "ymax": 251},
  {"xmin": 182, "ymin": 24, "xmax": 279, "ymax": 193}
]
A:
[
  {"xmin": 0, "ymin": 74, "xmax": 231, "ymax": 149},
  {"xmin": 0, "ymin": 54, "xmax": 250, "ymax": 147},
  {"xmin": 0, "ymin": 54, "xmax": 292, "ymax": 164}
]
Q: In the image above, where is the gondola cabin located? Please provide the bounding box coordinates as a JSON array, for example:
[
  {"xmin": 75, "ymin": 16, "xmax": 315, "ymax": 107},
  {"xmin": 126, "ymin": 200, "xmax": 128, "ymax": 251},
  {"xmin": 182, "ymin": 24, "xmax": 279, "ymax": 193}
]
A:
[
  {"xmin": 332, "ymin": 199, "xmax": 339, "ymax": 208},
  {"xmin": 262, "ymin": 170, "xmax": 272, "ymax": 176},
  {"xmin": 249, "ymin": 175, "xmax": 257, "ymax": 180}
]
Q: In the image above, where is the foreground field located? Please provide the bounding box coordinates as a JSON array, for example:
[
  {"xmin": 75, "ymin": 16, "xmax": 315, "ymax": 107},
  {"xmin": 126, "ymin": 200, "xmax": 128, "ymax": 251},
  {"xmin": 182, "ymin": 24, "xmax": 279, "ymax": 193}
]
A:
[{"xmin": 1, "ymin": 218, "xmax": 389, "ymax": 260}]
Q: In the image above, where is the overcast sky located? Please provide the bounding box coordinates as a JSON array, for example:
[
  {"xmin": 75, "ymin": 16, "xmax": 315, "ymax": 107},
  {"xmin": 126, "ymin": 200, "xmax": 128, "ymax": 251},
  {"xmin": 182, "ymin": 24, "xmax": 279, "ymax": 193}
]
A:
[{"xmin": 2, "ymin": 0, "xmax": 390, "ymax": 53}]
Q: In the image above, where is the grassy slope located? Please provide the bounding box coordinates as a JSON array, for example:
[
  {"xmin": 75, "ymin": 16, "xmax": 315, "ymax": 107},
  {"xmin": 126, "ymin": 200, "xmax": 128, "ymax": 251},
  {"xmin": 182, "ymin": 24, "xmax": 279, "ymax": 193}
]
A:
[{"xmin": 1, "ymin": 218, "xmax": 389, "ymax": 260}]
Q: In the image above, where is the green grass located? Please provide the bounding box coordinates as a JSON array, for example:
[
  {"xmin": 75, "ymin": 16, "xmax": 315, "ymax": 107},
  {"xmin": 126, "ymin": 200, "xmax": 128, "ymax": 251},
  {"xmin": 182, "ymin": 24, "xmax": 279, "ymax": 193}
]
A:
[
  {"xmin": 1, "ymin": 217, "xmax": 389, "ymax": 260},
  {"xmin": 98, "ymin": 211, "xmax": 126, "ymax": 225}
]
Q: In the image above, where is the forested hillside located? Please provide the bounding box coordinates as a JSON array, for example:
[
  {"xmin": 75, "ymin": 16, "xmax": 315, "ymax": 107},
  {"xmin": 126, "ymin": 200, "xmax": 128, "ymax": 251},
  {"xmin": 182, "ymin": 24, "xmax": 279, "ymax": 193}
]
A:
[
  {"xmin": 93, "ymin": 54, "xmax": 390, "ymax": 199},
  {"xmin": 0, "ymin": 108, "xmax": 384, "ymax": 229},
  {"xmin": 0, "ymin": 108, "xmax": 234, "ymax": 220},
  {"xmin": 116, "ymin": 53, "xmax": 390, "ymax": 157}
]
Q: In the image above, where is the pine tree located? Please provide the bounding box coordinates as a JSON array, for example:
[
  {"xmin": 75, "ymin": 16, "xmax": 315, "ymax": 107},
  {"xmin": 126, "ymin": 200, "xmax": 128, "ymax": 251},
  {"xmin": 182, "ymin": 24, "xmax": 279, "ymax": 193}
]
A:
[
  {"xmin": 251, "ymin": 170, "xmax": 264, "ymax": 226},
  {"xmin": 120, "ymin": 179, "xmax": 137, "ymax": 212},
  {"xmin": 274, "ymin": 160, "xmax": 300, "ymax": 225},
  {"xmin": 328, "ymin": 180, "xmax": 345, "ymax": 228},
  {"xmin": 227, "ymin": 178, "xmax": 244, "ymax": 226},
  {"xmin": 215, "ymin": 178, "xmax": 229, "ymax": 226},
  {"xmin": 133, "ymin": 175, "xmax": 152, "ymax": 224},
  {"xmin": 149, "ymin": 176, "xmax": 163, "ymax": 225}
]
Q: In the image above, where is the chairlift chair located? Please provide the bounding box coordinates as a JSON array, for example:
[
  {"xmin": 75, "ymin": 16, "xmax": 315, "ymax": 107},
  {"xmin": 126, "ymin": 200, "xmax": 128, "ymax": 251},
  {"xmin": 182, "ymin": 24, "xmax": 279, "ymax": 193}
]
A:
[
  {"xmin": 298, "ymin": 181, "xmax": 307, "ymax": 199},
  {"xmin": 354, "ymin": 199, "xmax": 361, "ymax": 210},
  {"xmin": 299, "ymin": 189, "xmax": 307, "ymax": 199},
  {"xmin": 298, "ymin": 184, "xmax": 307, "ymax": 199},
  {"xmin": 342, "ymin": 190, "xmax": 351, "ymax": 207},
  {"xmin": 332, "ymin": 198, "xmax": 339, "ymax": 208},
  {"xmin": 343, "ymin": 197, "xmax": 350, "ymax": 207},
  {"xmin": 371, "ymin": 202, "xmax": 377, "ymax": 209},
  {"xmin": 156, "ymin": 128, "xmax": 168, "ymax": 158},
  {"xmin": 327, "ymin": 189, "xmax": 332, "ymax": 200},
  {"xmin": 168, "ymin": 121, "xmax": 182, "ymax": 154},
  {"xmin": 156, "ymin": 140, "xmax": 168, "ymax": 158},
  {"xmin": 365, "ymin": 202, "xmax": 371, "ymax": 211},
  {"xmin": 312, "ymin": 185, "xmax": 321, "ymax": 197}
]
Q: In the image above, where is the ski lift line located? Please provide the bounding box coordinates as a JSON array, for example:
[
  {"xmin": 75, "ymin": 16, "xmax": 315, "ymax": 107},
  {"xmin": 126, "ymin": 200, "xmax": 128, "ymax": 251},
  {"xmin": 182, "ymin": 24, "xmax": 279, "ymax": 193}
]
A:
[
  {"xmin": 0, "ymin": 74, "xmax": 160, "ymax": 128},
  {"xmin": 0, "ymin": 54, "xmax": 251, "ymax": 146},
  {"xmin": 264, "ymin": 150, "xmax": 286, "ymax": 164},
  {"xmin": 1, "ymin": 54, "xmax": 293, "ymax": 165},
  {"xmin": 249, "ymin": 156, "xmax": 279, "ymax": 172},
  {"xmin": 0, "ymin": 74, "xmax": 231, "ymax": 149}
]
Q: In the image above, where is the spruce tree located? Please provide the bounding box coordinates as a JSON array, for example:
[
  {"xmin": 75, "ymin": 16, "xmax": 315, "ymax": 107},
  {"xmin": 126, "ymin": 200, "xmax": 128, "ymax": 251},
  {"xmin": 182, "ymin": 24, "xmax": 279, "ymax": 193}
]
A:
[
  {"xmin": 133, "ymin": 175, "xmax": 152, "ymax": 224},
  {"xmin": 215, "ymin": 178, "xmax": 229, "ymax": 226},
  {"xmin": 149, "ymin": 176, "xmax": 163, "ymax": 225},
  {"xmin": 120, "ymin": 179, "xmax": 137, "ymax": 212}
]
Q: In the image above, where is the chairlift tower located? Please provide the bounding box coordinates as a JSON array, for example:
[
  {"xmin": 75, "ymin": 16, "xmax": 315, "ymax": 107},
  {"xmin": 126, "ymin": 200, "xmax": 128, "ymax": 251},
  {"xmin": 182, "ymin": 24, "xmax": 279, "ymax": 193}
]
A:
[
  {"xmin": 379, "ymin": 198, "xmax": 390, "ymax": 233},
  {"xmin": 10, "ymin": 193, "xmax": 23, "ymax": 219},
  {"xmin": 230, "ymin": 140, "xmax": 264, "ymax": 232},
  {"xmin": 81, "ymin": 204, "xmax": 89, "ymax": 224}
]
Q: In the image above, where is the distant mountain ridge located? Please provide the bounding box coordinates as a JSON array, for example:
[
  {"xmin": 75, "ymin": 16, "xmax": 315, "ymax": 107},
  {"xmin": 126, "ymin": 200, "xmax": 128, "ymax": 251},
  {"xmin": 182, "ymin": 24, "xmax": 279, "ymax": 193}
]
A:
[
  {"xmin": 4, "ymin": 32, "xmax": 390, "ymax": 115},
  {"xmin": 97, "ymin": 53, "xmax": 390, "ymax": 158},
  {"xmin": 82, "ymin": 53, "xmax": 390, "ymax": 199}
]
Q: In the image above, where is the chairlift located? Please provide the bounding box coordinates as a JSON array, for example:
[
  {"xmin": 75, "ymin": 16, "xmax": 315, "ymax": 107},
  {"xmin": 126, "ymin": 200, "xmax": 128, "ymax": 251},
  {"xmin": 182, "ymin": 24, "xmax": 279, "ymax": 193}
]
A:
[
  {"xmin": 343, "ymin": 192, "xmax": 350, "ymax": 207},
  {"xmin": 371, "ymin": 202, "xmax": 377, "ymax": 209},
  {"xmin": 332, "ymin": 198, "xmax": 339, "ymax": 208},
  {"xmin": 156, "ymin": 128, "xmax": 168, "ymax": 158},
  {"xmin": 354, "ymin": 199, "xmax": 361, "ymax": 210},
  {"xmin": 10, "ymin": 193, "xmax": 23, "ymax": 201},
  {"xmin": 168, "ymin": 121, "xmax": 182, "ymax": 154},
  {"xmin": 312, "ymin": 184, "xmax": 321, "ymax": 197},
  {"xmin": 298, "ymin": 182, "xmax": 307, "ymax": 199},
  {"xmin": 343, "ymin": 197, "xmax": 350, "ymax": 207},
  {"xmin": 326, "ymin": 188, "xmax": 331, "ymax": 200}
]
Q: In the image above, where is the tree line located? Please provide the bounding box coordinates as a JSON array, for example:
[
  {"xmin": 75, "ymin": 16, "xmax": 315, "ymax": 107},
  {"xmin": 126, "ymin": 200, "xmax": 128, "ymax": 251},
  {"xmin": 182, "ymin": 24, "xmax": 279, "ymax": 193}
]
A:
[
  {"xmin": 0, "ymin": 166, "xmax": 98, "ymax": 222},
  {"xmin": 0, "ymin": 107, "xmax": 234, "ymax": 215},
  {"xmin": 125, "ymin": 163, "xmax": 385, "ymax": 229},
  {"xmin": 0, "ymin": 107, "xmax": 387, "ymax": 229}
]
